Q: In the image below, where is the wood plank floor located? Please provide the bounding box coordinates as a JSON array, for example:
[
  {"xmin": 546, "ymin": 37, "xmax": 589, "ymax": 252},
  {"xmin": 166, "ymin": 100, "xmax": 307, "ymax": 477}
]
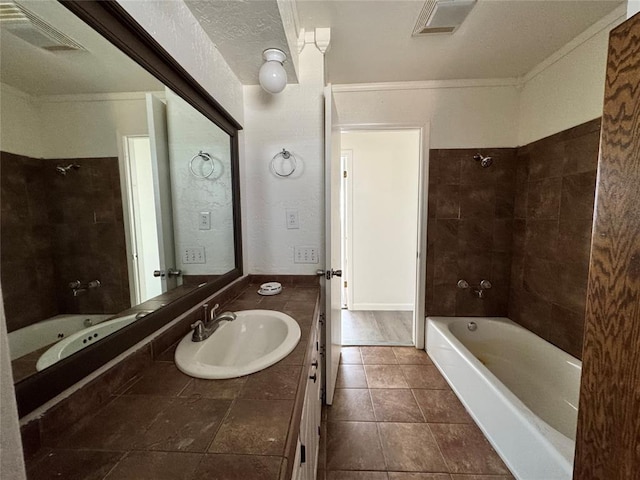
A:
[{"xmin": 341, "ymin": 310, "xmax": 413, "ymax": 346}]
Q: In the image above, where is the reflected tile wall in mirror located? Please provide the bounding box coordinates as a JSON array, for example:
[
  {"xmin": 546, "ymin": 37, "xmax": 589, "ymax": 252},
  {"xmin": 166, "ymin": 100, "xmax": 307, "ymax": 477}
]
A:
[{"xmin": 0, "ymin": 0, "xmax": 238, "ymax": 383}]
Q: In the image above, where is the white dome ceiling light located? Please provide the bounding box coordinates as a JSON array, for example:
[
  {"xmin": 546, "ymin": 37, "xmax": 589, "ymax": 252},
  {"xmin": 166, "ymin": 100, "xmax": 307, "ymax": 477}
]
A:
[{"xmin": 258, "ymin": 48, "xmax": 287, "ymax": 94}]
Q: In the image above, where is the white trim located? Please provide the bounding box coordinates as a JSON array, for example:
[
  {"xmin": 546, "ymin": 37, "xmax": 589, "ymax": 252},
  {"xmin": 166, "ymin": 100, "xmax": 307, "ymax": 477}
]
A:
[
  {"xmin": 522, "ymin": 4, "xmax": 626, "ymax": 83},
  {"xmin": 333, "ymin": 78, "xmax": 520, "ymax": 93},
  {"xmin": 341, "ymin": 149, "xmax": 353, "ymax": 310},
  {"xmin": 414, "ymin": 123, "xmax": 429, "ymax": 350},
  {"xmin": 314, "ymin": 27, "xmax": 331, "ymax": 54},
  {"xmin": 39, "ymin": 91, "xmax": 165, "ymax": 103},
  {"xmin": 351, "ymin": 303, "xmax": 414, "ymax": 311}
]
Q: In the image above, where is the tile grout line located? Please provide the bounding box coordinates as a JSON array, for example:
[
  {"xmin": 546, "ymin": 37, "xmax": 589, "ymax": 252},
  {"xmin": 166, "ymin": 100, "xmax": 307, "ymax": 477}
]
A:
[
  {"xmin": 203, "ymin": 396, "xmax": 237, "ymax": 453},
  {"xmin": 99, "ymin": 451, "xmax": 130, "ymax": 480}
]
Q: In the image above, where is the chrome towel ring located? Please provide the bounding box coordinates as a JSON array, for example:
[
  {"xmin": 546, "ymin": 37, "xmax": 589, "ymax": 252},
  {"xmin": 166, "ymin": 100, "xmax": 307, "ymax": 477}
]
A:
[
  {"xmin": 270, "ymin": 148, "xmax": 297, "ymax": 177},
  {"xmin": 189, "ymin": 151, "xmax": 215, "ymax": 178}
]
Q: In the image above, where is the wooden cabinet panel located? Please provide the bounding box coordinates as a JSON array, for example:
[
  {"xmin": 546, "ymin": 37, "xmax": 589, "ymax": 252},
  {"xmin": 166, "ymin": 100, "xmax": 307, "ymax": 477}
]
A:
[
  {"xmin": 574, "ymin": 12, "xmax": 640, "ymax": 479},
  {"xmin": 294, "ymin": 321, "xmax": 322, "ymax": 480}
]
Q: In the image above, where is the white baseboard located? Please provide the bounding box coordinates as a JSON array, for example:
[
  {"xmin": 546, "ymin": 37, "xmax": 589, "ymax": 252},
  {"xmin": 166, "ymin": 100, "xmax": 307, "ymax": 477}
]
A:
[{"xmin": 350, "ymin": 303, "xmax": 413, "ymax": 311}]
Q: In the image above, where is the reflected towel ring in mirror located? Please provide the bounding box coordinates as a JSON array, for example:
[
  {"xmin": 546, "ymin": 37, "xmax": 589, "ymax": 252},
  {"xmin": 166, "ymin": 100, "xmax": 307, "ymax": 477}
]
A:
[
  {"xmin": 189, "ymin": 151, "xmax": 215, "ymax": 178},
  {"xmin": 270, "ymin": 148, "xmax": 297, "ymax": 177}
]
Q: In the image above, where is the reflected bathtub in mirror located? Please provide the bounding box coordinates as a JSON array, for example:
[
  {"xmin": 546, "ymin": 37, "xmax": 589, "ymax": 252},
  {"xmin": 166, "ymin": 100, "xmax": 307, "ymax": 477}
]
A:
[{"xmin": 1, "ymin": 0, "xmax": 243, "ymax": 416}]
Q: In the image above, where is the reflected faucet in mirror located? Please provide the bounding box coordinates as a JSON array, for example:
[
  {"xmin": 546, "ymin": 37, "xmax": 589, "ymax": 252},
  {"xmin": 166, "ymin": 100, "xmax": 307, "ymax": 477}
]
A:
[
  {"xmin": 2, "ymin": 0, "xmax": 242, "ymax": 417},
  {"xmin": 68, "ymin": 279, "xmax": 101, "ymax": 297}
]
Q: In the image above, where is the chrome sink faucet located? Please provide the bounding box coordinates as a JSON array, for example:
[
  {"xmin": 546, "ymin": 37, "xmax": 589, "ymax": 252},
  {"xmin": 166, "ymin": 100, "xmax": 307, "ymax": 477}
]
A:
[{"xmin": 190, "ymin": 303, "xmax": 237, "ymax": 342}]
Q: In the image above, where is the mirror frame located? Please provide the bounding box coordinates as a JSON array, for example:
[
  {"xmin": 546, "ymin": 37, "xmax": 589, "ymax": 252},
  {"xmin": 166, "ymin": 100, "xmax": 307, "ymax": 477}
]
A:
[{"xmin": 14, "ymin": 0, "xmax": 243, "ymax": 417}]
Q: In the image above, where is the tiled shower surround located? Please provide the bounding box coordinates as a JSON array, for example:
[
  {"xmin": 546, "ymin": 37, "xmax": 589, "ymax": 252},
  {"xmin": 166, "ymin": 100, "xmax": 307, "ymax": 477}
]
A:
[
  {"xmin": 426, "ymin": 148, "xmax": 516, "ymax": 317},
  {"xmin": 509, "ymin": 119, "xmax": 601, "ymax": 359},
  {"xmin": 0, "ymin": 152, "xmax": 129, "ymax": 332},
  {"xmin": 426, "ymin": 119, "xmax": 601, "ymax": 359}
]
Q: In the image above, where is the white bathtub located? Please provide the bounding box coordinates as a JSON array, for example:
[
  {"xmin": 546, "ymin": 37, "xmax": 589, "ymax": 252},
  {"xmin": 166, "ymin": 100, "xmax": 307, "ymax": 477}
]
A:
[
  {"xmin": 8, "ymin": 314, "xmax": 111, "ymax": 360},
  {"xmin": 36, "ymin": 313, "xmax": 139, "ymax": 371},
  {"xmin": 426, "ymin": 316, "xmax": 581, "ymax": 480}
]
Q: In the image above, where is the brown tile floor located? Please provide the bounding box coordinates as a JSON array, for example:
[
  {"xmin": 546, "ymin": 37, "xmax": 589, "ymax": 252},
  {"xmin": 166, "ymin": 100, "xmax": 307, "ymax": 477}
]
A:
[{"xmin": 319, "ymin": 347, "xmax": 514, "ymax": 480}]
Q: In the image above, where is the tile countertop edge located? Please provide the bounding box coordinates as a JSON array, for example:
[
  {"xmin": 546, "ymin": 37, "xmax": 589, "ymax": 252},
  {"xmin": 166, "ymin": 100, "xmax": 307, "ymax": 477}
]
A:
[{"xmin": 281, "ymin": 293, "xmax": 321, "ymax": 480}]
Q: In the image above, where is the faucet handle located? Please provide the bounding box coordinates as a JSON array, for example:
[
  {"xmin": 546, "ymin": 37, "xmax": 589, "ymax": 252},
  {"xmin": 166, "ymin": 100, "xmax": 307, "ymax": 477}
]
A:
[
  {"xmin": 210, "ymin": 303, "xmax": 220, "ymax": 320},
  {"xmin": 190, "ymin": 320, "xmax": 204, "ymax": 330}
]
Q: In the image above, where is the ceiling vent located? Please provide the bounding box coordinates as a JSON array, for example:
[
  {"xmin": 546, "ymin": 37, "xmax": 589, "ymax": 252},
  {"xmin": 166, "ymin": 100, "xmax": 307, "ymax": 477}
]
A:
[
  {"xmin": 412, "ymin": 0, "xmax": 477, "ymax": 36},
  {"xmin": 0, "ymin": 1, "xmax": 85, "ymax": 51}
]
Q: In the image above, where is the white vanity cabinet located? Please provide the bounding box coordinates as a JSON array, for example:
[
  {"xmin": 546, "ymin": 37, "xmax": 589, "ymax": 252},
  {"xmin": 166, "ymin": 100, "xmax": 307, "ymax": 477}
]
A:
[{"xmin": 292, "ymin": 320, "xmax": 322, "ymax": 480}]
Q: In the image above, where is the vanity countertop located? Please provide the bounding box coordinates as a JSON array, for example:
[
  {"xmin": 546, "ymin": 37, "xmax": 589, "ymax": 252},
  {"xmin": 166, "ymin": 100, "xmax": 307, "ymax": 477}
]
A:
[{"xmin": 24, "ymin": 280, "xmax": 320, "ymax": 480}]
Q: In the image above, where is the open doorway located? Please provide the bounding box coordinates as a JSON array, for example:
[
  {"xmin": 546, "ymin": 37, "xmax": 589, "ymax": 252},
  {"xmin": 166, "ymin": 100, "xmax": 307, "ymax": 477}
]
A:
[{"xmin": 340, "ymin": 129, "xmax": 422, "ymax": 346}]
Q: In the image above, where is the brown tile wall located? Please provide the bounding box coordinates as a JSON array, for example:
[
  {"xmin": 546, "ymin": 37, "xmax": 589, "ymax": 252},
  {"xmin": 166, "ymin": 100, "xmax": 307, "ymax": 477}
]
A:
[
  {"xmin": 426, "ymin": 148, "xmax": 517, "ymax": 317},
  {"xmin": 1, "ymin": 152, "xmax": 58, "ymax": 331},
  {"xmin": 509, "ymin": 119, "xmax": 601, "ymax": 359},
  {"xmin": 1, "ymin": 152, "xmax": 130, "ymax": 332}
]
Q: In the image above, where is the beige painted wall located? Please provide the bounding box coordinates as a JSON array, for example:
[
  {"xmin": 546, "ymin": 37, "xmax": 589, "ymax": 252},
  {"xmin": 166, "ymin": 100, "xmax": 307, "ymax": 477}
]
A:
[
  {"xmin": 334, "ymin": 83, "xmax": 520, "ymax": 149},
  {"xmin": 0, "ymin": 87, "xmax": 150, "ymax": 159},
  {"xmin": 0, "ymin": 84, "xmax": 43, "ymax": 158},
  {"xmin": 517, "ymin": 9, "xmax": 625, "ymax": 145}
]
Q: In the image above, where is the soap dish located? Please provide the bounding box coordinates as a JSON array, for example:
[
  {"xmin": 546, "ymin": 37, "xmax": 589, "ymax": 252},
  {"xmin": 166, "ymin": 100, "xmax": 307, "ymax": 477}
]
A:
[{"xmin": 258, "ymin": 282, "xmax": 282, "ymax": 296}]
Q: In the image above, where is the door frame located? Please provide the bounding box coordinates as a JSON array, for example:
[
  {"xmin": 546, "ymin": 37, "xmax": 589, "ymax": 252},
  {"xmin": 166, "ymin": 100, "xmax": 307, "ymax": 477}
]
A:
[
  {"xmin": 341, "ymin": 149, "xmax": 353, "ymax": 309},
  {"xmin": 336, "ymin": 123, "xmax": 430, "ymax": 349}
]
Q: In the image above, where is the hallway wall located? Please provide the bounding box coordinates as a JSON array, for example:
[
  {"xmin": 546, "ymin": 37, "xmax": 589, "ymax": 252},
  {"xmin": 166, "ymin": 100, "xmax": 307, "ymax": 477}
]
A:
[{"xmin": 342, "ymin": 130, "xmax": 420, "ymax": 310}]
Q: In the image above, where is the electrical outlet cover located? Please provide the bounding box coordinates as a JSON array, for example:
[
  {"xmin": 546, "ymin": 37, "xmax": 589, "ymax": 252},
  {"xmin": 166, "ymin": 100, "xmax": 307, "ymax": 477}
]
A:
[{"xmin": 183, "ymin": 247, "xmax": 206, "ymax": 264}]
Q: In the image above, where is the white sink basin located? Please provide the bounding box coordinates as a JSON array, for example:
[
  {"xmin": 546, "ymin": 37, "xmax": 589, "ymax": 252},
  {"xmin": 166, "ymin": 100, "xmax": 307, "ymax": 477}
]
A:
[{"xmin": 174, "ymin": 309, "xmax": 301, "ymax": 379}]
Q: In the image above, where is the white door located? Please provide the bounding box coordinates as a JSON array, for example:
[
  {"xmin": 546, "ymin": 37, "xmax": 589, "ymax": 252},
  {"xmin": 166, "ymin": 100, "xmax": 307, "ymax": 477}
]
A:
[
  {"xmin": 123, "ymin": 136, "xmax": 163, "ymax": 304},
  {"xmin": 323, "ymin": 84, "xmax": 342, "ymax": 405},
  {"xmin": 146, "ymin": 94, "xmax": 178, "ymax": 292}
]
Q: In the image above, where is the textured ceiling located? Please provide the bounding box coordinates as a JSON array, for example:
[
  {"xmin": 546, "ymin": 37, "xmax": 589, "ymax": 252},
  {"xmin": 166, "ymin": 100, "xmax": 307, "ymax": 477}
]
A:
[
  {"xmin": 185, "ymin": 0, "xmax": 299, "ymax": 85},
  {"xmin": 0, "ymin": 0, "xmax": 162, "ymax": 96},
  {"xmin": 296, "ymin": 0, "xmax": 624, "ymax": 84}
]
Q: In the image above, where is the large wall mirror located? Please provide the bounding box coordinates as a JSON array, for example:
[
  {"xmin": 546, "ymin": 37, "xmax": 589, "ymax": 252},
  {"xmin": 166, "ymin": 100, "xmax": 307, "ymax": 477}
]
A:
[{"xmin": 0, "ymin": 0, "xmax": 243, "ymax": 415}]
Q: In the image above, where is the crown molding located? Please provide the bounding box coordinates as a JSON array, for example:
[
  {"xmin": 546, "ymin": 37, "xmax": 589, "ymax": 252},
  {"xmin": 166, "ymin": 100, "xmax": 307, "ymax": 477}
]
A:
[
  {"xmin": 333, "ymin": 77, "xmax": 520, "ymax": 93},
  {"xmin": 39, "ymin": 91, "xmax": 164, "ymax": 103}
]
